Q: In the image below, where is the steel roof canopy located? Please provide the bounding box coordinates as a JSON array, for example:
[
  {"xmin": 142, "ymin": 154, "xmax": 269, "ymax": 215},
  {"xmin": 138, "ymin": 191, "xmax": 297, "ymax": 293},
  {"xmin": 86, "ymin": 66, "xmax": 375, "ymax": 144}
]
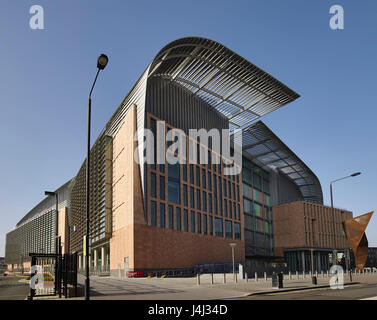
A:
[
  {"xmin": 148, "ymin": 37, "xmax": 300, "ymax": 132},
  {"xmin": 237, "ymin": 121, "xmax": 323, "ymax": 204}
]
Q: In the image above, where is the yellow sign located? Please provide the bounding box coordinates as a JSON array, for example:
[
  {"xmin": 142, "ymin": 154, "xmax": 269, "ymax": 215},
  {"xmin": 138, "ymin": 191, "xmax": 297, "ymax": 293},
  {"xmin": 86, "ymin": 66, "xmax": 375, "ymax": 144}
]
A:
[{"xmin": 83, "ymin": 236, "xmax": 86, "ymax": 256}]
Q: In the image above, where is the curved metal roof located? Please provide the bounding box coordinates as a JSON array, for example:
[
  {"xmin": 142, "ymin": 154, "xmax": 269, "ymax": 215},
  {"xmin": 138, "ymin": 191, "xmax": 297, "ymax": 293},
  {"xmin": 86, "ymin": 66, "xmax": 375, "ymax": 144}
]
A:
[
  {"xmin": 238, "ymin": 121, "xmax": 323, "ymax": 204},
  {"xmin": 148, "ymin": 37, "xmax": 300, "ymax": 132}
]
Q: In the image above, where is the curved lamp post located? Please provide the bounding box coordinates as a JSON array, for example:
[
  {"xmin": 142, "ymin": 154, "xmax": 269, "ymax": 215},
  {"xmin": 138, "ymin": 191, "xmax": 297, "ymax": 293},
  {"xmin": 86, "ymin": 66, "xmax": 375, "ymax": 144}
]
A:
[
  {"xmin": 330, "ymin": 172, "xmax": 361, "ymax": 271},
  {"xmin": 85, "ymin": 54, "xmax": 108, "ymax": 301}
]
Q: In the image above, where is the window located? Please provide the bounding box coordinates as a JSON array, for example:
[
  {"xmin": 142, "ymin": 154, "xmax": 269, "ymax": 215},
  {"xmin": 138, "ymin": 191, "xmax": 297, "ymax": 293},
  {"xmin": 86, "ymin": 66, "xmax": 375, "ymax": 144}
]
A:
[
  {"xmin": 160, "ymin": 203, "xmax": 165, "ymax": 228},
  {"xmin": 168, "ymin": 163, "xmax": 180, "ymax": 204},
  {"xmin": 168, "ymin": 206, "xmax": 173, "ymax": 229},
  {"xmin": 182, "ymin": 164, "xmax": 187, "ymax": 182},
  {"xmin": 190, "ymin": 164, "xmax": 194, "ymax": 184},
  {"xmin": 208, "ymin": 172, "xmax": 212, "ymax": 190},
  {"xmin": 184, "ymin": 209, "xmax": 188, "ymax": 232},
  {"xmin": 202, "ymin": 169, "xmax": 206, "ymax": 188},
  {"xmin": 253, "ymin": 172, "xmax": 262, "ymax": 190},
  {"xmin": 228, "ymin": 181, "xmax": 231, "ymax": 198},
  {"xmin": 208, "ymin": 193, "xmax": 213, "ymax": 213},
  {"xmin": 183, "ymin": 185, "xmax": 188, "ymax": 207},
  {"xmin": 253, "ymin": 203, "xmax": 262, "ymax": 217},
  {"xmin": 150, "ymin": 119, "xmax": 156, "ymax": 170},
  {"xmin": 225, "ymin": 220, "xmax": 232, "ymax": 238},
  {"xmin": 215, "ymin": 218, "xmax": 223, "ymax": 237},
  {"xmin": 196, "ymin": 166, "xmax": 200, "ymax": 187},
  {"xmin": 232, "ymin": 184, "xmax": 235, "ymax": 200},
  {"xmin": 159, "ymin": 176, "xmax": 165, "ymax": 200},
  {"xmin": 203, "ymin": 215, "xmax": 207, "ymax": 235},
  {"xmin": 209, "ymin": 216, "xmax": 213, "ymax": 235},
  {"xmin": 197, "ymin": 213, "xmax": 201, "ymax": 234},
  {"xmin": 203, "ymin": 191, "xmax": 207, "ymax": 212},
  {"xmin": 151, "ymin": 173, "xmax": 156, "ymax": 198},
  {"xmin": 233, "ymin": 202, "xmax": 236, "ymax": 220},
  {"xmin": 151, "ymin": 201, "xmax": 157, "ymax": 226},
  {"xmin": 196, "ymin": 189, "xmax": 201, "ymax": 210},
  {"xmin": 224, "ymin": 199, "xmax": 227, "ymax": 217},
  {"xmin": 190, "ymin": 211, "xmax": 195, "ymax": 233},
  {"xmin": 264, "ymin": 221, "xmax": 269, "ymax": 234},
  {"xmin": 237, "ymin": 185, "xmax": 239, "ymax": 201},
  {"xmin": 176, "ymin": 208, "xmax": 181, "ymax": 231},
  {"xmin": 190, "ymin": 187, "xmax": 195, "ymax": 208},
  {"xmin": 218, "ymin": 177, "xmax": 222, "ymax": 215},
  {"xmin": 234, "ymin": 223, "xmax": 241, "ymax": 239},
  {"xmin": 237, "ymin": 204, "xmax": 240, "ymax": 220}
]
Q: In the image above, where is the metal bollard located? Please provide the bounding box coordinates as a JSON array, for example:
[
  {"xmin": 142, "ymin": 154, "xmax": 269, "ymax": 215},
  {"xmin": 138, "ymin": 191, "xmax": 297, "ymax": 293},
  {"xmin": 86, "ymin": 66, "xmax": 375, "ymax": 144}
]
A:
[
  {"xmin": 322, "ymin": 270, "xmax": 324, "ymax": 278},
  {"xmin": 245, "ymin": 272, "xmax": 248, "ymax": 282},
  {"xmin": 315, "ymin": 271, "xmax": 318, "ymax": 278},
  {"xmin": 223, "ymin": 273, "xmax": 226, "ymax": 284},
  {"xmin": 197, "ymin": 273, "xmax": 200, "ymax": 285},
  {"xmin": 327, "ymin": 270, "xmax": 329, "ymax": 277},
  {"xmin": 264, "ymin": 272, "xmax": 267, "ymax": 282},
  {"xmin": 210, "ymin": 273, "xmax": 214, "ymax": 285},
  {"xmin": 289, "ymin": 271, "xmax": 291, "ymax": 280},
  {"xmin": 296, "ymin": 271, "xmax": 299, "ymax": 279},
  {"xmin": 255, "ymin": 272, "xmax": 258, "ymax": 282},
  {"xmin": 235, "ymin": 273, "xmax": 238, "ymax": 283}
]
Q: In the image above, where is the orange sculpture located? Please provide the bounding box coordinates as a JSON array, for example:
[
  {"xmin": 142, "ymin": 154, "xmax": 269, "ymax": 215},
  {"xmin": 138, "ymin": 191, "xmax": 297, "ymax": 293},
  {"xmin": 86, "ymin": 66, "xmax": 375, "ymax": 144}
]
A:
[{"xmin": 342, "ymin": 211, "xmax": 373, "ymax": 271}]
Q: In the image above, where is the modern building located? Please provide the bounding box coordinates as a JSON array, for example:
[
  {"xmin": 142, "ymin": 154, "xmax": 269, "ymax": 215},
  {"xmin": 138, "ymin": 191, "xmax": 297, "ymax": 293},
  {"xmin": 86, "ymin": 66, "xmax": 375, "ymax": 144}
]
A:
[
  {"xmin": 366, "ymin": 247, "xmax": 377, "ymax": 268},
  {"xmin": 0, "ymin": 257, "xmax": 6, "ymax": 273},
  {"xmin": 5, "ymin": 180, "xmax": 73, "ymax": 271},
  {"xmin": 273, "ymin": 201, "xmax": 353, "ymax": 272},
  {"xmin": 5, "ymin": 37, "xmax": 353, "ymax": 276}
]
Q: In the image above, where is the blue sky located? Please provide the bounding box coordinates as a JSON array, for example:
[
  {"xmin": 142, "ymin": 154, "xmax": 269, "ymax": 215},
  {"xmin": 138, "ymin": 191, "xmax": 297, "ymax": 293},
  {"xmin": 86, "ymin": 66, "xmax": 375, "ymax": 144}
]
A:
[{"xmin": 0, "ymin": 0, "xmax": 376, "ymax": 256}]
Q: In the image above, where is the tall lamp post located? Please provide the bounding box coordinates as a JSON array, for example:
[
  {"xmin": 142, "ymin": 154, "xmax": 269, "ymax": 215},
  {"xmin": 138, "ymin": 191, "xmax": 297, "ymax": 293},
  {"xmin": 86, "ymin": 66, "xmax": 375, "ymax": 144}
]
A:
[
  {"xmin": 85, "ymin": 54, "xmax": 108, "ymax": 301},
  {"xmin": 330, "ymin": 172, "xmax": 361, "ymax": 278},
  {"xmin": 229, "ymin": 243, "xmax": 237, "ymax": 281},
  {"xmin": 45, "ymin": 191, "xmax": 59, "ymax": 254}
]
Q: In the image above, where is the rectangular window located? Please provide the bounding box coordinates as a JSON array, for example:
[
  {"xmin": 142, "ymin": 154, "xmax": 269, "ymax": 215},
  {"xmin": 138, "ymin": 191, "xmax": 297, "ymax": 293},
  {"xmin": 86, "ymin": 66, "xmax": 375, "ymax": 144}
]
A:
[
  {"xmin": 190, "ymin": 164, "xmax": 194, "ymax": 184},
  {"xmin": 218, "ymin": 177, "xmax": 222, "ymax": 215},
  {"xmin": 253, "ymin": 172, "xmax": 262, "ymax": 190},
  {"xmin": 203, "ymin": 191, "xmax": 207, "ymax": 212},
  {"xmin": 190, "ymin": 187, "xmax": 195, "ymax": 208},
  {"xmin": 150, "ymin": 119, "xmax": 156, "ymax": 170},
  {"xmin": 168, "ymin": 206, "xmax": 173, "ymax": 229},
  {"xmin": 196, "ymin": 166, "xmax": 200, "ymax": 187},
  {"xmin": 233, "ymin": 202, "xmax": 236, "ymax": 220},
  {"xmin": 190, "ymin": 211, "xmax": 195, "ymax": 233},
  {"xmin": 203, "ymin": 214, "xmax": 207, "ymax": 235},
  {"xmin": 209, "ymin": 216, "xmax": 213, "ymax": 235},
  {"xmin": 225, "ymin": 220, "xmax": 232, "ymax": 238},
  {"xmin": 160, "ymin": 203, "xmax": 165, "ymax": 228},
  {"xmin": 151, "ymin": 201, "xmax": 156, "ymax": 226},
  {"xmin": 159, "ymin": 176, "xmax": 165, "ymax": 200},
  {"xmin": 228, "ymin": 181, "xmax": 231, "ymax": 198},
  {"xmin": 232, "ymin": 184, "xmax": 236, "ymax": 200},
  {"xmin": 197, "ymin": 213, "xmax": 201, "ymax": 234},
  {"xmin": 208, "ymin": 172, "xmax": 212, "ymax": 190},
  {"xmin": 202, "ymin": 169, "xmax": 206, "ymax": 189},
  {"xmin": 224, "ymin": 199, "xmax": 227, "ymax": 217},
  {"xmin": 176, "ymin": 208, "xmax": 181, "ymax": 231},
  {"xmin": 215, "ymin": 218, "xmax": 223, "ymax": 237},
  {"xmin": 237, "ymin": 185, "xmax": 239, "ymax": 201},
  {"xmin": 184, "ymin": 209, "xmax": 188, "ymax": 232},
  {"xmin": 237, "ymin": 204, "xmax": 240, "ymax": 220},
  {"xmin": 183, "ymin": 184, "xmax": 188, "ymax": 207},
  {"xmin": 229, "ymin": 200, "xmax": 233, "ymax": 219},
  {"xmin": 168, "ymin": 164, "xmax": 180, "ymax": 204},
  {"xmin": 209, "ymin": 193, "xmax": 213, "ymax": 213},
  {"xmin": 151, "ymin": 173, "xmax": 156, "ymax": 198},
  {"xmin": 234, "ymin": 222, "xmax": 241, "ymax": 239},
  {"xmin": 182, "ymin": 164, "xmax": 187, "ymax": 182},
  {"xmin": 196, "ymin": 189, "xmax": 201, "ymax": 210}
]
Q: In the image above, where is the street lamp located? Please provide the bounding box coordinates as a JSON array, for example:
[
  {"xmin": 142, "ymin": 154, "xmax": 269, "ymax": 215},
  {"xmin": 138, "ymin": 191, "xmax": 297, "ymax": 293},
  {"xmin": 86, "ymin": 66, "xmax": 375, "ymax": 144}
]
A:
[
  {"xmin": 330, "ymin": 172, "xmax": 361, "ymax": 278},
  {"xmin": 85, "ymin": 54, "xmax": 108, "ymax": 301},
  {"xmin": 45, "ymin": 191, "xmax": 59, "ymax": 254},
  {"xmin": 229, "ymin": 243, "xmax": 237, "ymax": 281}
]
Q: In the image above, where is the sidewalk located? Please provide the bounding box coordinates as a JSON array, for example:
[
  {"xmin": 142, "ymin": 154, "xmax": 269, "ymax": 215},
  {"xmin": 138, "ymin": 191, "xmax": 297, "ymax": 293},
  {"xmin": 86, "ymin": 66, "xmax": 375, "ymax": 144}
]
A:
[{"xmin": 33, "ymin": 272, "xmax": 377, "ymax": 300}]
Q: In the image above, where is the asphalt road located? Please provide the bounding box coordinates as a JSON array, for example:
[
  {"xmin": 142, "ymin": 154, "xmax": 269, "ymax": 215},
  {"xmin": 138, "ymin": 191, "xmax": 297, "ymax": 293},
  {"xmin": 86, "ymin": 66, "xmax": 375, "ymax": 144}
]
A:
[
  {"xmin": 0, "ymin": 276, "xmax": 29, "ymax": 300},
  {"xmin": 237, "ymin": 283, "xmax": 377, "ymax": 300}
]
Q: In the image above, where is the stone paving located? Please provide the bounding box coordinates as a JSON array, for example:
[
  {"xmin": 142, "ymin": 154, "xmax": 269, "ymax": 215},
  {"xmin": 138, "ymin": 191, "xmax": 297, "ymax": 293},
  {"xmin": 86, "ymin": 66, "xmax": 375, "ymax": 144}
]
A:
[{"xmin": 33, "ymin": 271, "xmax": 377, "ymax": 300}]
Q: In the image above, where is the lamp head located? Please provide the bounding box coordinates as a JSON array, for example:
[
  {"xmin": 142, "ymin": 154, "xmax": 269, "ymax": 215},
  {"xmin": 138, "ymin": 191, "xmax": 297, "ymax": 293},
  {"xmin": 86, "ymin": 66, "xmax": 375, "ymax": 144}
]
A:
[
  {"xmin": 97, "ymin": 54, "xmax": 108, "ymax": 70},
  {"xmin": 351, "ymin": 172, "xmax": 361, "ymax": 177}
]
